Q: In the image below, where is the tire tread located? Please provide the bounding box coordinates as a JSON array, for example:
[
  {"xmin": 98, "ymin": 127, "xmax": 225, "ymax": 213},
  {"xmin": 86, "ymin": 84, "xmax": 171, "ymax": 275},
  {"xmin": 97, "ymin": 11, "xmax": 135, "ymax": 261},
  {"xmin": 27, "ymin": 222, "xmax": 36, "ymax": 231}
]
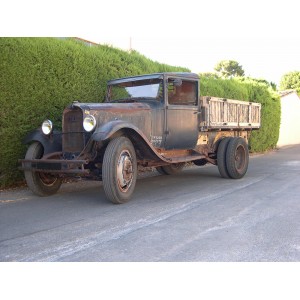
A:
[{"xmin": 217, "ymin": 137, "xmax": 232, "ymax": 178}]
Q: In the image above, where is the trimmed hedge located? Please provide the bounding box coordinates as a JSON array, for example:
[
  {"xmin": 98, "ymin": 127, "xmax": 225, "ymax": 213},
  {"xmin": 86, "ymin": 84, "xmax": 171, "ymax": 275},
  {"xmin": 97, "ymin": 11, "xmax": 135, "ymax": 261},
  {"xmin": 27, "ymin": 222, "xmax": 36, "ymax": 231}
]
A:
[
  {"xmin": 0, "ymin": 37, "xmax": 189, "ymax": 187},
  {"xmin": 200, "ymin": 76, "xmax": 281, "ymax": 152},
  {"xmin": 0, "ymin": 38, "xmax": 280, "ymax": 188}
]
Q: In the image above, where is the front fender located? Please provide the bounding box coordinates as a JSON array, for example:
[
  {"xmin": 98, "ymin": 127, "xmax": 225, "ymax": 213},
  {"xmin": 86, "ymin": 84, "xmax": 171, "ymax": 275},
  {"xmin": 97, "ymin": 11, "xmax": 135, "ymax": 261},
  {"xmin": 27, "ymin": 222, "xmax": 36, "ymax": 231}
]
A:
[
  {"xmin": 91, "ymin": 120, "xmax": 149, "ymax": 143},
  {"xmin": 23, "ymin": 129, "xmax": 62, "ymax": 155},
  {"xmin": 91, "ymin": 120, "xmax": 173, "ymax": 164}
]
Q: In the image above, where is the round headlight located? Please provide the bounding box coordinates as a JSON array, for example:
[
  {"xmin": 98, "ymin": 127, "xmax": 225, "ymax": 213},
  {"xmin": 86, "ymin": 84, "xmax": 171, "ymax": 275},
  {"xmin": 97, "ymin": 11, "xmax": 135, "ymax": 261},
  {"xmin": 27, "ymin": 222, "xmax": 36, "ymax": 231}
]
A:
[
  {"xmin": 42, "ymin": 120, "xmax": 53, "ymax": 135},
  {"xmin": 83, "ymin": 115, "xmax": 96, "ymax": 132}
]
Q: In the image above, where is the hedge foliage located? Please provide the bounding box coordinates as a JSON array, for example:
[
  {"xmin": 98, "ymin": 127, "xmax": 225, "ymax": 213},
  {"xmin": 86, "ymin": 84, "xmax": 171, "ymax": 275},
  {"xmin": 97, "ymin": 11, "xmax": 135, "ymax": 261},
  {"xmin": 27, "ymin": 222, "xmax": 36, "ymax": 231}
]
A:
[
  {"xmin": 0, "ymin": 37, "xmax": 189, "ymax": 187},
  {"xmin": 200, "ymin": 75, "xmax": 281, "ymax": 152},
  {"xmin": 280, "ymin": 71, "xmax": 300, "ymax": 93},
  {"xmin": 0, "ymin": 38, "xmax": 280, "ymax": 188}
]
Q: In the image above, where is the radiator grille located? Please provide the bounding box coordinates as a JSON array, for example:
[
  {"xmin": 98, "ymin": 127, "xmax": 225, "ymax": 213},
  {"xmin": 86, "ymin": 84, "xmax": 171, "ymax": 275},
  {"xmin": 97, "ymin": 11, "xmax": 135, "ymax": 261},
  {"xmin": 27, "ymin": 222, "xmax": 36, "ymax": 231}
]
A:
[{"xmin": 62, "ymin": 108, "xmax": 85, "ymax": 153}]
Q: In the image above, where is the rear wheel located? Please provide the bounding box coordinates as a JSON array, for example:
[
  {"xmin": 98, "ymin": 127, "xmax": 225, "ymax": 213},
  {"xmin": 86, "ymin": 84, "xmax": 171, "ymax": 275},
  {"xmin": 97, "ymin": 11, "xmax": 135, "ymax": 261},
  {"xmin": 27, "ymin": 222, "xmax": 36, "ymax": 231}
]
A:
[
  {"xmin": 156, "ymin": 163, "xmax": 185, "ymax": 175},
  {"xmin": 102, "ymin": 137, "xmax": 137, "ymax": 204},
  {"xmin": 156, "ymin": 166, "xmax": 167, "ymax": 175},
  {"xmin": 193, "ymin": 159, "xmax": 208, "ymax": 166},
  {"xmin": 24, "ymin": 142, "xmax": 62, "ymax": 196},
  {"xmin": 226, "ymin": 137, "xmax": 249, "ymax": 179},
  {"xmin": 217, "ymin": 137, "xmax": 231, "ymax": 178}
]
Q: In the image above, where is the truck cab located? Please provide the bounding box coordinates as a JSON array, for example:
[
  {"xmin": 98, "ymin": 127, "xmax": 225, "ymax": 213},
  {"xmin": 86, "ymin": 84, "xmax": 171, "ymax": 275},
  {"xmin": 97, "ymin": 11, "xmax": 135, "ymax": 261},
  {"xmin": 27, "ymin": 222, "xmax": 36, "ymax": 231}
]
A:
[{"xmin": 106, "ymin": 72, "xmax": 200, "ymax": 150}]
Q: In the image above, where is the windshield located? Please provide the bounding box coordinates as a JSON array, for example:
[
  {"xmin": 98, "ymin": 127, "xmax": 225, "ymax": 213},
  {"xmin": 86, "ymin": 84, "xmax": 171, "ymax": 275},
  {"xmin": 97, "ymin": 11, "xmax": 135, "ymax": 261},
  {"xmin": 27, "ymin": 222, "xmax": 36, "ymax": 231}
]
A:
[{"xmin": 107, "ymin": 79, "xmax": 163, "ymax": 102}]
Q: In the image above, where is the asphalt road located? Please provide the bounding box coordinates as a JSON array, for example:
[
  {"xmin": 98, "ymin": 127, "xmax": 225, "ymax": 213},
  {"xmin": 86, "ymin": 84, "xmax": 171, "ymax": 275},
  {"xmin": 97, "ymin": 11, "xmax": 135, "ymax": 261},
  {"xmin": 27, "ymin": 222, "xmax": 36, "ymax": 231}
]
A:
[{"xmin": 1, "ymin": 145, "xmax": 300, "ymax": 262}]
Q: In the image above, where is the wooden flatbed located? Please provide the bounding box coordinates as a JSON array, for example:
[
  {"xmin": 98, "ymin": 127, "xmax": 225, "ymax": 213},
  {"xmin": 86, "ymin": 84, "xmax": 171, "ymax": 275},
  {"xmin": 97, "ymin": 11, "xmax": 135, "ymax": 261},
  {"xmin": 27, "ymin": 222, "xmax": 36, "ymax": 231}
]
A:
[{"xmin": 200, "ymin": 96, "xmax": 261, "ymax": 130}]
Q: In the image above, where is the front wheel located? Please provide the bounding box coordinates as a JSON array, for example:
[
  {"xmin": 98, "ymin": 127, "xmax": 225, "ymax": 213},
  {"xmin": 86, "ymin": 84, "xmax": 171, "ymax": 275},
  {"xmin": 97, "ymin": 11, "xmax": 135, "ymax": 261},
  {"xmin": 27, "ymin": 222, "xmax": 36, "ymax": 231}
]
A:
[
  {"xmin": 102, "ymin": 137, "xmax": 137, "ymax": 204},
  {"xmin": 24, "ymin": 142, "xmax": 62, "ymax": 196}
]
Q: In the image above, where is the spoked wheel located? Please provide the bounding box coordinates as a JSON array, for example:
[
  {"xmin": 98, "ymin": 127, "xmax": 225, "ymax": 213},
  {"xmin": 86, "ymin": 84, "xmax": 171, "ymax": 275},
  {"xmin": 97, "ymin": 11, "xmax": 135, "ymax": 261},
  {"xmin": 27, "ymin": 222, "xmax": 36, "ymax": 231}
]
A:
[
  {"xmin": 156, "ymin": 163, "xmax": 185, "ymax": 175},
  {"xmin": 24, "ymin": 142, "xmax": 62, "ymax": 196},
  {"xmin": 102, "ymin": 137, "xmax": 137, "ymax": 204}
]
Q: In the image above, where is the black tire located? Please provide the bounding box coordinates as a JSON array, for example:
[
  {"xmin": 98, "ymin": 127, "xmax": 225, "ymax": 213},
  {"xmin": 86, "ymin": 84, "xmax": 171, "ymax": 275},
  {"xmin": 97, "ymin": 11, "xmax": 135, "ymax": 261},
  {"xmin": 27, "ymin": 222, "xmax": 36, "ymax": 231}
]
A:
[
  {"xmin": 156, "ymin": 163, "xmax": 185, "ymax": 175},
  {"xmin": 193, "ymin": 159, "xmax": 208, "ymax": 166},
  {"xmin": 217, "ymin": 137, "xmax": 232, "ymax": 178},
  {"xmin": 102, "ymin": 137, "xmax": 137, "ymax": 204},
  {"xmin": 226, "ymin": 137, "xmax": 249, "ymax": 179},
  {"xmin": 156, "ymin": 166, "xmax": 168, "ymax": 175},
  {"xmin": 24, "ymin": 142, "xmax": 62, "ymax": 196}
]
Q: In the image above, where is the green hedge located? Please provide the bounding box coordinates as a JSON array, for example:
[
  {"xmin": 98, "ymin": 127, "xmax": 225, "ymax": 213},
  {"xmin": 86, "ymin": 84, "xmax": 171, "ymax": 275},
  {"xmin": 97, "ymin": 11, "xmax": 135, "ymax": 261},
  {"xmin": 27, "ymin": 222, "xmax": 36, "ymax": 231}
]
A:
[
  {"xmin": 0, "ymin": 38, "xmax": 280, "ymax": 188},
  {"xmin": 200, "ymin": 76, "xmax": 281, "ymax": 152},
  {"xmin": 0, "ymin": 37, "xmax": 189, "ymax": 187}
]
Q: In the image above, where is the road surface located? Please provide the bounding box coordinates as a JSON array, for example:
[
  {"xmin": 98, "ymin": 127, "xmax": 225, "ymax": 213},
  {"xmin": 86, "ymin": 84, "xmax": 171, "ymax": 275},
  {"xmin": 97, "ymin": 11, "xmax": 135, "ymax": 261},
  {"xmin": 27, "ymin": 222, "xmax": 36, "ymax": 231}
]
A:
[{"xmin": 1, "ymin": 145, "xmax": 300, "ymax": 261}]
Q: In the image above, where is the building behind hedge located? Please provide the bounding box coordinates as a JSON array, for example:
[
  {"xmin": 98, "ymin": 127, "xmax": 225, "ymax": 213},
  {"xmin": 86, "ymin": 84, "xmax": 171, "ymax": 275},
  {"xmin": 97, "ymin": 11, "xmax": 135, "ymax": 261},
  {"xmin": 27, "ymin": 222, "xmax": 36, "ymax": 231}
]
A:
[{"xmin": 277, "ymin": 90, "xmax": 300, "ymax": 147}]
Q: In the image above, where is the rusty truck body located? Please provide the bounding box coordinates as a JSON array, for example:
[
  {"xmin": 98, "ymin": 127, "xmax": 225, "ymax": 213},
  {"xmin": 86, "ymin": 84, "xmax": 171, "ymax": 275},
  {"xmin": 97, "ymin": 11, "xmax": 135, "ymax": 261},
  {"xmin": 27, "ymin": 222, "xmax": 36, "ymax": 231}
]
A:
[{"xmin": 19, "ymin": 72, "xmax": 261, "ymax": 203}]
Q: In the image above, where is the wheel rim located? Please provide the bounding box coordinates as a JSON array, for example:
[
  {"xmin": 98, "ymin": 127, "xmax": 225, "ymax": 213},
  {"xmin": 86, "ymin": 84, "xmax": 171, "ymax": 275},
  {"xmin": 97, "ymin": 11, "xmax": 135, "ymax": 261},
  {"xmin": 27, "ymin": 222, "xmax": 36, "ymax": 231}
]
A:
[
  {"xmin": 117, "ymin": 150, "xmax": 134, "ymax": 193},
  {"xmin": 38, "ymin": 173, "xmax": 59, "ymax": 186},
  {"xmin": 34, "ymin": 147, "xmax": 60, "ymax": 187},
  {"xmin": 235, "ymin": 145, "xmax": 246, "ymax": 172}
]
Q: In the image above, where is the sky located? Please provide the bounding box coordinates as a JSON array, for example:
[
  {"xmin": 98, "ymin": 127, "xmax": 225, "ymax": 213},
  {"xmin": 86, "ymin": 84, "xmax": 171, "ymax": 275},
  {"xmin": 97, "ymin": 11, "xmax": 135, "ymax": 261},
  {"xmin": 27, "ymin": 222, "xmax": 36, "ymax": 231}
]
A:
[
  {"xmin": 82, "ymin": 36, "xmax": 300, "ymax": 85},
  {"xmin": 2, "ymin": 0, "xmax": 300, "ymax": 86}
]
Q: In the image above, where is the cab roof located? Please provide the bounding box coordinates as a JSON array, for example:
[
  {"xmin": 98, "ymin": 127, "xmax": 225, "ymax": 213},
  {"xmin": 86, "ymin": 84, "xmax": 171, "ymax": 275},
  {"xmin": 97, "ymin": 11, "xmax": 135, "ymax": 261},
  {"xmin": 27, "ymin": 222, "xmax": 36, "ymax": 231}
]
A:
[{"xmin": 107, "ymin": 72, "xmax": 199, "ymax": 85}]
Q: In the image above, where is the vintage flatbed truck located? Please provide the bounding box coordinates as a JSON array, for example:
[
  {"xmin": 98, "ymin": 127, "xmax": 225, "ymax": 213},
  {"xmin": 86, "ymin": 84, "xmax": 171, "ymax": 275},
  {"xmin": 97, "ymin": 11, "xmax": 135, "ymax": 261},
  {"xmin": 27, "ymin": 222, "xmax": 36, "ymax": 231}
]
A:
[{"xmin": 19, "ymin": 72, "xmax": 261, "ymax": 204}]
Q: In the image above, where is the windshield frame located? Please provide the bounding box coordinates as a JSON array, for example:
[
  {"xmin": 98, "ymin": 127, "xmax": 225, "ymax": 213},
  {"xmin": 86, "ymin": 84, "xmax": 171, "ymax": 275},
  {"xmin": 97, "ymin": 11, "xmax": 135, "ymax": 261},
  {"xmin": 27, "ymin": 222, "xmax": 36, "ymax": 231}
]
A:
[{"xmin": 106, "ymin": 75, "xmax": 164, "ymax": 103}]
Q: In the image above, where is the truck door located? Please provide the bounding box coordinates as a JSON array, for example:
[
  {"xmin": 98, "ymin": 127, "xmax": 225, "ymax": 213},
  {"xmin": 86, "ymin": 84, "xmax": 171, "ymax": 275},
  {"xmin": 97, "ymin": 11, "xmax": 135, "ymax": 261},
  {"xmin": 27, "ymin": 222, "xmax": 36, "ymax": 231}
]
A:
[{"xmin": 164, "ymin": 78, "xmax": 199, "ymax": 150}]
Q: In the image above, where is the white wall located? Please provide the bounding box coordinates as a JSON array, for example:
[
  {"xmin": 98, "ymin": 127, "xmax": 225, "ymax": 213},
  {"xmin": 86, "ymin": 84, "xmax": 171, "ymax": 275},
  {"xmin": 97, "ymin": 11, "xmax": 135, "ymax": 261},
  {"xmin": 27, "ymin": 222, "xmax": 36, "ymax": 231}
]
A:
[{"xmin": 277, "ymin": 92, "xmax": 300, "ymax": 147}]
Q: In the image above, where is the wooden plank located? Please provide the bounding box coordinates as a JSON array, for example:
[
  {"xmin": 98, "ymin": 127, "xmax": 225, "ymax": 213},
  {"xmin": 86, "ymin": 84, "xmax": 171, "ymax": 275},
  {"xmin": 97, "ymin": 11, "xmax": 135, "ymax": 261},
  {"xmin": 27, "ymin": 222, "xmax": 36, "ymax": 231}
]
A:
[{"xmin": 200, "ymin": 96, "xmax": 261, "ymax": 130}]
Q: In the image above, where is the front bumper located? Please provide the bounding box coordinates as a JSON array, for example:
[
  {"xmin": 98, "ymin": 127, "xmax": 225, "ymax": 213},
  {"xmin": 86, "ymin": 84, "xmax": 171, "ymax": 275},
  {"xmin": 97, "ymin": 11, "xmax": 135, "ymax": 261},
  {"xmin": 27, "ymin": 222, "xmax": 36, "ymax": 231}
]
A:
[{"xmin": 18, "ymin": 158, "xmax": 89, "ymax": 175}]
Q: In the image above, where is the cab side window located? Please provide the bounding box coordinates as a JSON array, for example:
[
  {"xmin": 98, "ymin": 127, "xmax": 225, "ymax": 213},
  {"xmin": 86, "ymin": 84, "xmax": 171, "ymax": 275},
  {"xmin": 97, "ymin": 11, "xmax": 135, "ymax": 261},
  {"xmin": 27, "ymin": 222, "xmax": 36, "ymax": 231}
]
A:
[{"xmin": 168, "ymin": 79, "xmax": 197, "ymax": 106}]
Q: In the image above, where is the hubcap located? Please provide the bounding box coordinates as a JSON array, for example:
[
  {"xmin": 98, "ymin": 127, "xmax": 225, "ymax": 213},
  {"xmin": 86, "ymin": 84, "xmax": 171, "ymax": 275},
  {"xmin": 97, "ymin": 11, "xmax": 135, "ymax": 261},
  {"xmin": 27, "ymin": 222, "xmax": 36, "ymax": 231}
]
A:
[
  {"xmin": 235, "ymin": 145, "xmax": 246, "ymax": 172},
  {"xmin": 117, "ymin": 150, "xmax": 134, "ymax": 192}
]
